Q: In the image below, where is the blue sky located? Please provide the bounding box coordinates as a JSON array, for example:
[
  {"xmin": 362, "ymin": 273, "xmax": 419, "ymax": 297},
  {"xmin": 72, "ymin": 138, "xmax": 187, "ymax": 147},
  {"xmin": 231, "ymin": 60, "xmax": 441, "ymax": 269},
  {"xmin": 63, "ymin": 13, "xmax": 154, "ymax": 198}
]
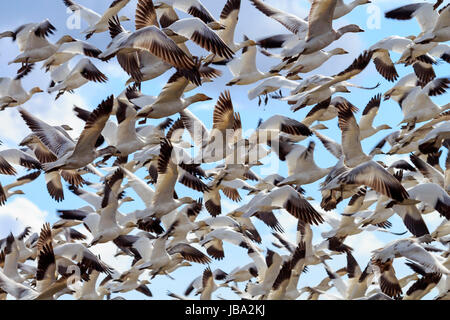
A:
[{"xmin": 0, "ymin": 0, "xmax": 448, "ymax": 300}]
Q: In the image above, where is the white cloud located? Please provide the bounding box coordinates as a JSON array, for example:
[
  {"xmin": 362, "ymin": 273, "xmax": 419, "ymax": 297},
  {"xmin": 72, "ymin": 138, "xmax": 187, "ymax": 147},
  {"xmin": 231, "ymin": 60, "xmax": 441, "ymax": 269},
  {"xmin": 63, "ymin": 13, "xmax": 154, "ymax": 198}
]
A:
[{"xmin": 0, "ymin": 197, "xmax": 48, "ymax": 237}]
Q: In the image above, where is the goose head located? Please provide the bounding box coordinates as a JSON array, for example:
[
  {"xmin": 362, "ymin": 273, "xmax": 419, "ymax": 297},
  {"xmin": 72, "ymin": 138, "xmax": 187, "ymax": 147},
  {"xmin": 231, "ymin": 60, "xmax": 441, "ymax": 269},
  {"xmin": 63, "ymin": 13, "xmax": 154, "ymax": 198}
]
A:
[
  {"xmin": 311, "ymin": 123, "xmax": 328, "ymax": 130},
  {"xmin": 118, "ymin": 16, "xmax": 130, "ymax": 22},
  {"xmin": 97, "ymin": 146, "xmax": 121, "ymax": 157},
  {"xmin": 354, "ymin": 0, "xmax": 371, "ymax": 5},
  {"xmin": 60, "ymin": 124, "xmax": 73, "ymax": 131},
  {"xmin": 56, "ymin": 35, "xmax": 76, "ymax": 46},
  {"xmin": 334, "ymin": 85, "xmax": 351, "ymax": 93},
  {"xmin": 188, "ymin": 93, "xmax": 213, "ymax": 104},
  {"xmin": 328, "ymin": 48, "xmax": 349, "ymax": 56},
  {"xmin": 207, "ymin": 22, "xmax": 227, "ymax": 31},
  {"xmin": 30, "ymin": 87, "xmax": 44, "ymax": 95},
  {"xmin": 375, "ymin": 124, "xmax": 392, "ymax": 132},
  {"xmin": 178, "ymin": 197, "xmax": 196, "ymax": 204},
  {"xmin": 336, "ymin": 24, "xmax": 364, "ymax": 38}
]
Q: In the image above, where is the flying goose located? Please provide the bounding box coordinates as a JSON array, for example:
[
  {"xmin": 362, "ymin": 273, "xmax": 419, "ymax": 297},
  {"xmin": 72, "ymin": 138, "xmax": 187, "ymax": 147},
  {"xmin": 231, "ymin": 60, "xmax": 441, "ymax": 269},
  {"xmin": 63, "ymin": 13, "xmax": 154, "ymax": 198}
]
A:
[
  {"xmin": 226, "ymin": 35, "xmax": 274, "ymax": 86},
  {"xmin": 0, "ymin": 64, "xmax": 43, "ymax": 110},
  {"xmin": 155, "ymin": 0, "xmax": 219, "ymax": 26},
  {"xmin": 63, "ymin": 0, "xmax": 131, "ymax": 39},
  {"xmin": 241, "ymin": 185, "xmax": 324, "ymax": 225},
  {"xmin": 0, "ymin": 19, "xmax": 56, "ymax": 53},
  {"xmin": 418, "ymin": 121, "xmax": 450, "ymax": 154},
  {"xmin": 247, "ymin": 76, "xmax": 300, "ymax": 106},
  {"xmin": 372, "ymin": 237, "xmax": 450, "ymax": 276},
  {"xmin": 359, "ymin": 94, "xmax": 391, "ymax": 140},
  {"xmin": 19, "ymin": 95, "xmax": 119, "ymax": 172},
  {"xmin": 268, "ymin": 139, "xmax": 333, "ymax": 187},
  {"xmin": 0, "ymin": 171, "xmax": 40, "ymax": 206},
  {"xmin": 251, "ymin": 0, "xmax": 364, "ymax": 59},
  {"xmin": 8, "ymin": 35, "xmax": 77, "ymax": 66},
  {"xmin": 47, "ymin": 58, "xmax": 108, "ymax": 100},
  {"xmin": 135, "ymin": 139, "xmax": 207, "ymax": 232},
  {"xmin": 206, "ymin": 0, "xmax": 255, "ymax": 64},
  {"xmin": 136, "ymin": 70, "xmax": 212, "ymax": 119},
  {"xmin": 98, "ymin": 14, "xmax": 200, "ymax": 83},
  {"xmin": 282, "ymin": 51, "xmax": 376, "ymax": 111},
  {"xmin": 42, "ymin": 39, "xmax": 102, "ymax": 72},
  {"xmin": 385, "ymin": 2, "xmax": 447, "ymax": 39}
]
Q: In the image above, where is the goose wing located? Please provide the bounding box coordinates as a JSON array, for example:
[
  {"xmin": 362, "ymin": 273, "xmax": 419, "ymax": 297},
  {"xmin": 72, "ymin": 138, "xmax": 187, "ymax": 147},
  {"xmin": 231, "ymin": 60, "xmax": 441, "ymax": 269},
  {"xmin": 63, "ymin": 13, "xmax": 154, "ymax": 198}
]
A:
[
  {"xmin": 19, "ymin": 108, "xmax": 74, "ymax": 158},
  {"xmin": 340, "ymin": 161, "xmax": 410, "ymax": 202},
  {"xmin": 72, "ymin": 96, "xmax": 114, "ymax": 155},
  {"xmin": 307, "ymin": 0, "xmax": 338, "ymax": 41},
  {"xmin": 249, "ymin": 0, "xmax": 307, "ymax": 36},
  {"xmin": 166, "ymin": 18, "xmax": 234, "ymax": 59}
]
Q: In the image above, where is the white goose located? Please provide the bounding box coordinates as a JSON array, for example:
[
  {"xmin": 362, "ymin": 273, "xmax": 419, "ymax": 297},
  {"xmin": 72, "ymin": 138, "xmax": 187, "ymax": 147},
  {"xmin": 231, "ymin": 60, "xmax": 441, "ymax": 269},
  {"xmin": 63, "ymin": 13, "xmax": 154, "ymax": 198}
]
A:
[
  {"xmin": 136, "ymin": 70, "xmax": 212, "ymax": 119},
  {"xmin": 208, "ymin": 0, "xmax": 256, "ymax": 64},
  {"xmin": 0, "ymin": 64, "xmax": 43, "ymax": 110},
  {"xmin": 8, "ymin": 35, "xmax": 77, "ymax": 66},
  {"xmin": 47, "ymin": 58, "xmax": 108, "ymax": 100},
  {"xmin": 386, "ymin": 2, "xmax": 450, "ymax": 43},
  {"xmin": 42, "ymin": 39, "xmax": 102, "ymax": 71},
  {"xmin": 63, "ymin": 0, "xmax": 131, "ymax": 39},
  {"xmin": 359, "ymin": 94, "xmax": 391, "ymax": 140},
  {"xmin": 269, "ymin": 139, "xmax": 334, "ymax": 187},
  {"xmin": 247, "ymin": 76, "xmax": 300, "ymax": 106},
  {"xmin": 19, "ymin": 95, "xmax": 119, "ymax": 172},
  {"xmin": 251, "ymin": 0, "xmax": 364, "ymax": 59},
  {"xmin": 226, "ymin": 36, "xmax": 274, "ymax": 86},
  {"xmin": 0, "ymin": 19, "xmax": 56, "ymax": 53}
]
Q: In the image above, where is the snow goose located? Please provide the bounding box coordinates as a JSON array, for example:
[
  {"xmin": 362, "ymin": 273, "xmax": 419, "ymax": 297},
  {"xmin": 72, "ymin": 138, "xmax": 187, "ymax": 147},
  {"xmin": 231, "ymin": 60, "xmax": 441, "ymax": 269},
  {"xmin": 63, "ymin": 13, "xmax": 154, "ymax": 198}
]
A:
[
  {"xmin": 385, "ymin": 2, "xmax": 449, "ymax": 42},
  {"xmin": 162, "ymin": 17, "xmax": 234, "ymax": 60},
  {"xmin": 283, "ymin": 48, "xmax": 349, "ymax": 76},
  {"xmin": 247, "ymin": 76, "xmax": 299, "ymax": 106},
  {"xmin": 135, "ymin": 139, "xmax": 206, "ymax": 232},
  {"xmin": 301, "ymin": 96, "xmax": 355, "ymax": 127},
  {"xmin": 241, "ymin": 185, "xmax": 324, "ymax": 225},
  {"xmin": 136, "ymin": 70, "xmax": 212, "ymax": 119},
  {"xmin": 359, "ymin": 94, "xmax": 391, "ymax": 140},
  {"xmin": 418, "ymin": 121, "xmax": 450, "ymax": 154},
  {"xmin": 372, "ymin": 237, "xmax": 450, "ymax": 276},
  {"xmin": 226, "ymin": 35, "xmax": 276, "ymax": 86},
  {"xmin": 403, "ymin": 261, "xmax": 442, "ymax": 300},
  {"xmin": 283, "ymin": 51, "xmax": 376, "ymax": 111},
  {"xmin": 63, "ymin": 0, "xmax": 131, "ymax": 39},
  {"xmin": 19, "ymin": 95, "xmax": 119, "ymax": 172},
  {"xmin": 8, "ymin": 35, "xmax": 77, "ymax": 66},
  {"xmin": 137, "ymin": 227, "xmax": 211, "ymax": 278},
  {"xmin": 397, "ymin": 77, "xmax": 450, "ymax": 128},
  {"xmin": 319, "ymin": 159, "xmax": 410, "ymax": 211},
  {"xmin": 268, "ymin": 139, "xmax": 333, "ymax": 187},
  {"xmin": 0, "ymin": 246, "xmax": 70, "ymax": 300},
  {"xmin": 246, "ymin": 249, "xmax": 283, "ymax": 298},
  {"xmin": 198, "ymin": 227, "xmax": 250, "ymax": 261},
  {"xmin": 0, "ymin": 19, "xmax": 56, "ymax": 52},
  {"xmin": 405, "ymin": 183, "xmax": 450, "ymax": 220},
  {"xmin": 47, "ymin": 58, "xmax": 107, "ymax": 100},
  {"xmin": 0, "ymin": 171, "xmax": 40, "ymax": 206},
  {"xmin": 98, "ymin": 15, "xmax": 200, "ymax": 82},
  {"xmin": 252, "ymin": 115, "xmax": 312, "ymax": 143},
  {"xmin": 252, "ymin": 0, "xmax": 364, "ymax": 59},
  {"xmin": 87, "ymin": 169, "xmax": 137, "ymax": 245},
  {"xmin": 155, "ymin": 0, "xmax": 219, "ymax": 26},
  {"xmin": 0, "ymin": 64, "xmax": 43, "ymax": 110},
  {"xmin": 206, "ymin": 0, "xmax": 255, "ymax": 64},
  {"xmin": 42, "ymin": 39, "xmax": 102, "ymax": 72}
]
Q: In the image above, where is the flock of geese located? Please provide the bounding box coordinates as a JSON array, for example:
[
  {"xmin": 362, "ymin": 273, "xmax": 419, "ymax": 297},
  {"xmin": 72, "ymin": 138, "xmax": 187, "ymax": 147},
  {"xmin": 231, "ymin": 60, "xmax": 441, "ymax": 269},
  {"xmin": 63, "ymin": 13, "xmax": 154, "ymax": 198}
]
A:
[{"xmin": 0, "ymin": 0, "xmax": 449, "ymax": 300}]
